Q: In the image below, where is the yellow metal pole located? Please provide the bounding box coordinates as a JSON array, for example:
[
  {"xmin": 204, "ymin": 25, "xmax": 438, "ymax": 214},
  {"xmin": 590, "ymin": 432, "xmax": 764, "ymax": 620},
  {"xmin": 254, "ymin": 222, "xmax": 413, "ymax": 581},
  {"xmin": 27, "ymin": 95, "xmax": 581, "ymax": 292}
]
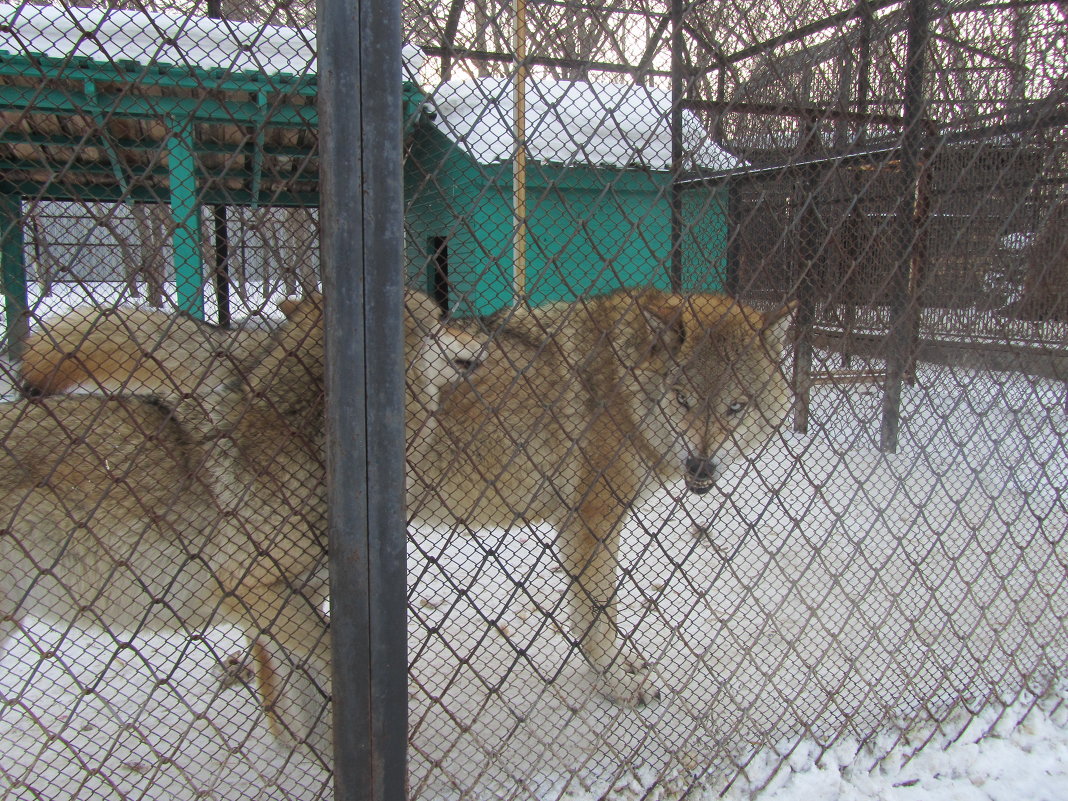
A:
[{"xmin": 512, "ymin": 0, "xmax": 527, "ymax": 304}]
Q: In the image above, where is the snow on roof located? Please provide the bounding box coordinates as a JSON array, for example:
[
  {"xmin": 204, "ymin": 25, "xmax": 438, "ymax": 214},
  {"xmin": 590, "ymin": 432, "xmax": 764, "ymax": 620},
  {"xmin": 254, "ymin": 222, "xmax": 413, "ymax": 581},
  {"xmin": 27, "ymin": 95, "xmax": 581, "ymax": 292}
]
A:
[
  {"xmin": 426, "ymin": 78, "xmax": 743, "ymax": 171},
  {"xmin": 0, "ymin": 2, "xmax": 426, "ymax": 81}
]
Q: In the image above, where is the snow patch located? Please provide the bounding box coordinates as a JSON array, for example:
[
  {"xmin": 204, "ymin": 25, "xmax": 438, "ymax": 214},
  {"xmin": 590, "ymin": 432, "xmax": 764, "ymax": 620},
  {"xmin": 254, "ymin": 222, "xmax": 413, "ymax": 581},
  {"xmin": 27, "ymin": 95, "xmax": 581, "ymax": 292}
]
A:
[{"xmin": 426, "ymin": 77, "xmax": 743, "ymax": 170}]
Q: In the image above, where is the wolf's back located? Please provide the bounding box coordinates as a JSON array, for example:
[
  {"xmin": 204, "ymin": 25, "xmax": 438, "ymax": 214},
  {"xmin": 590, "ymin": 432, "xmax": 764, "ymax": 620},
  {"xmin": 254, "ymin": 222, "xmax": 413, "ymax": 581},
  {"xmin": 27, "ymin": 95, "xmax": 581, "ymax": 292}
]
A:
[{"xmin": 20, "ymin": 307, "xmax": 275, "ymax": 397}]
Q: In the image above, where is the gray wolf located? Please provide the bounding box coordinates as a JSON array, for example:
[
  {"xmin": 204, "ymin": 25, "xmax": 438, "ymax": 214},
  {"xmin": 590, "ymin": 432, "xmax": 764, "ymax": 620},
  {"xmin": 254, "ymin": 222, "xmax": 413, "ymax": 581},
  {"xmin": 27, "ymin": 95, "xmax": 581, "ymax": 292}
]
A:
[
  {"xmin": 13, "ymin": 287, "xmax": 793, "ymax": 733},
  {"xmin": 2, "ymin": 296, "xmax": 335, "ymax": 754},
  {"xmin": 407, "ymin": 289, "xmax": 795, "ymax": 703}
]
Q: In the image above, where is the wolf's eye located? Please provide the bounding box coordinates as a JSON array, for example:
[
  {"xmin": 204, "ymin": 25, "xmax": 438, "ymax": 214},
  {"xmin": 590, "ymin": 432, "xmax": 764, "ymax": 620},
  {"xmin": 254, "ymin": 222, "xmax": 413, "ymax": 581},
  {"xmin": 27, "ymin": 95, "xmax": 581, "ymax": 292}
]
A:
[
  {"xmin": 726, "ymin": 400, "xmax": 748, "ymax": 416},
  {"xmin": 674, "ymin": 390, "xmax": 692, "ymax": 411}
]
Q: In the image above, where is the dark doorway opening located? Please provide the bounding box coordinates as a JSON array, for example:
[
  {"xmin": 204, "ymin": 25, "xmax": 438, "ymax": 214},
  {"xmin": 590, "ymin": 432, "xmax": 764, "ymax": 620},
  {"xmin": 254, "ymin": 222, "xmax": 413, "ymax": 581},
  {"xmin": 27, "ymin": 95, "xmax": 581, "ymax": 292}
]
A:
[{"xmin": 428, "ymin": 236, "xmax": 449, "ymax": 314}]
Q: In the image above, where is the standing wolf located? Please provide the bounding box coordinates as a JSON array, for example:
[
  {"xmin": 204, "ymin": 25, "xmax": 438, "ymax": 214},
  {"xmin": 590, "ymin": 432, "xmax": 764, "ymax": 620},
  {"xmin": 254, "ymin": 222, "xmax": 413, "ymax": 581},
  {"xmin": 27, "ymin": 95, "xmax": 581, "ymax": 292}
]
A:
[
  {"xmin": 407, "ymin": 290, "xmax": 795, "ymax": 703},
  {"xmin": 14, "ymin": 287, "xmax": 793, "ymax": 736}
]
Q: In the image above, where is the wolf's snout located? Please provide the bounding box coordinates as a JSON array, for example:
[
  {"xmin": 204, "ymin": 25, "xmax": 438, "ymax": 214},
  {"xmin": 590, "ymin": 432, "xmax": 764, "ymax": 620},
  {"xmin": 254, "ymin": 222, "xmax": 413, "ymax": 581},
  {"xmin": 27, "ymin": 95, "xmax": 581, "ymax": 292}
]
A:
[
  {"xmin": 451, "ymin": 356, "xmax": 481, "ymax": 375},
  {"xmin": 684, "ymin": 456, "xmax": 717, "ymax": 495}
]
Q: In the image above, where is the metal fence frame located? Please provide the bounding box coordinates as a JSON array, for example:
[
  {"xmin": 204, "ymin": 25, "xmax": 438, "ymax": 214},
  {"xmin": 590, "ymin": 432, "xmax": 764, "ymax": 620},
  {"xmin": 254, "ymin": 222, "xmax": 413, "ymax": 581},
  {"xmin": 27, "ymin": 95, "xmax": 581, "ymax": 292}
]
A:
[
  {"xmin": 0, "ymin": 0, "xmax": 1063, "ymax": 798},
  {"xmin": 319, "ymin": 0, "xmax": 408, "ymax": 797}
]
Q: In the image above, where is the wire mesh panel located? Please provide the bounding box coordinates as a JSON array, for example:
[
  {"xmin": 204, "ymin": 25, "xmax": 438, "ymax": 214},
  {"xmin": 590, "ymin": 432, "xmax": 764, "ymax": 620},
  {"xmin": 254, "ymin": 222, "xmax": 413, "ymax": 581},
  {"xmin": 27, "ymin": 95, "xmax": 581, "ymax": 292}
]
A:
[
  {"xmin": 401, "ymin": 0, "xmax": 1068, "ymax": 798},
  {"xmin": 0, "ymin": 0, "xmax": 1066, "ymax": 799},
  {"xmin": 0, "ymin": 2, "xmax": 334, "ymax": 798}
]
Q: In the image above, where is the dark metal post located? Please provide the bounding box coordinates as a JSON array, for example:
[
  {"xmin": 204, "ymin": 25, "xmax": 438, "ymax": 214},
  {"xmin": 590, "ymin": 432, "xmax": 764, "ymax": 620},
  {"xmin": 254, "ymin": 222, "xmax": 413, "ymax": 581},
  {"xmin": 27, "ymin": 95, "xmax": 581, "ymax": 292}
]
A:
[
  {"xmin": 319, "ymin": 0, "xmax": 407, "ymax": 798},
  {"xmin": 207, "ymin": 0, "xmax": 231, "ymax": 327},
  {"xmin": 668, "ymin": 0, "xmax": 684, "ymax": 291},
  {"xmin": 211, "ymin": 206, "xmax": 230, "ymax": 327},
  {"xmin": 855, "ymin": 0, "xmax": 873, "ymax": 149},
  {"xmin": 904, "ymin": 152, "xmax": 931, "ymax": 384},
  {"xmin": 792, "ymin": 131, "xmax": 820, "ymax": 435},
  {"xmin": 880, "ymin": 0, "xmax": 929, "ymax": 452},
  {"xmin": 842, "ymin": 0, "xmax": 872, "ymax": 369}
]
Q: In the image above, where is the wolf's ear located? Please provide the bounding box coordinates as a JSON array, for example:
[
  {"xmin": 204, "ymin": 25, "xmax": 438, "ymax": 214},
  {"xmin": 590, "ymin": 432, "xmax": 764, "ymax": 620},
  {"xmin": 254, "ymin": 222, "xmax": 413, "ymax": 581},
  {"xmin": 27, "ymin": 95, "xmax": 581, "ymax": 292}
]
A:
[
  {"xmin": 635, "ymin": 296, "xmax": 687, "ymax": 366},
  {"xmin": 761, "ymin": 300, "xmax": 798, "ymax": 353}
]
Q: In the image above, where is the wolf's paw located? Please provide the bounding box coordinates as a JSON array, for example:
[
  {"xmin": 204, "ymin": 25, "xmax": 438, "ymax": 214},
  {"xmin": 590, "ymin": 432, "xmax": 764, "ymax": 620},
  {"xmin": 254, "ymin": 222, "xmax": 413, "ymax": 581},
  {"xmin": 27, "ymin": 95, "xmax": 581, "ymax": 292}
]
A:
[
  {"xmin": 217, "ymin": 652, "xmax": 254, "ymax": 689},
  {"xmin": 596, "ymin": 661, "xmax": 660, "ymax": 707}
]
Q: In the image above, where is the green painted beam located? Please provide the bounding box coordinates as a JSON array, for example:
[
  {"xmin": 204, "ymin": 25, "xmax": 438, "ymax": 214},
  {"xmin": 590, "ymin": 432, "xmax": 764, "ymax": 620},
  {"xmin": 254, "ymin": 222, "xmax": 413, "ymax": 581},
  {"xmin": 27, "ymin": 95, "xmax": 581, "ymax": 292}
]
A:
[
  {"xmin": 0, "ymin": 156, "xmax": 317, "ymax": 188},
  {"xmin": 168, "ymin": 125, "xmax": 204, "ymax": 318},
  {"xmin": 0, "ymin": 129, "xmax": 317, "ymax": 160},
  {"xmin": 0, "ymin": 179, "xmax": 319, "ymax": 208},
  {"xmin": 0, "ymin": 52, "xmax": 318, "ymax": 97},
  {"xmin": 0, "ymin": 83, "xmax": 317, "ymax": 128}
]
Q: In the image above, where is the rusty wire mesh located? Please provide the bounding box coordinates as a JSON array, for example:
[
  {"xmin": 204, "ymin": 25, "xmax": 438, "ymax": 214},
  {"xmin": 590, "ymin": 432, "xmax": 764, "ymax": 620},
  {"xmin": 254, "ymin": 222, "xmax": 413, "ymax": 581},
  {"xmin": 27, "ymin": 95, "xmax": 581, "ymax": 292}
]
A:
[{"xmin": 0, "ymin": 0, "xmax": 1065, "ymax": 799}]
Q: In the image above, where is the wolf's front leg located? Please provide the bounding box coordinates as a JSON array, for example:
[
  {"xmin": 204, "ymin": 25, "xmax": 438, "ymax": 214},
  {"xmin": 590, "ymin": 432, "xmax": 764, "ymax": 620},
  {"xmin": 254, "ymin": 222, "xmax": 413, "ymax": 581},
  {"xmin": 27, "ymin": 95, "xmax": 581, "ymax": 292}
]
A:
[
  {"xmin": 227, "ymin": 580, "xmax": 332, "ymax": 762},
  {"xmin": 558, "ymin": 498, "xmax": 659, "ymax": 707}
]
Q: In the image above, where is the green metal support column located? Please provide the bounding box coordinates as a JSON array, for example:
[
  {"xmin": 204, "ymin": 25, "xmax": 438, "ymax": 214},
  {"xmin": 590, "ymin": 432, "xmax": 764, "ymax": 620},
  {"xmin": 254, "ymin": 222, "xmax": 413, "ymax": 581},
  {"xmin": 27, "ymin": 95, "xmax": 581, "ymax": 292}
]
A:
[
  {"xmin": 168, "ymin": 122, "xmax": 204, "ymax": 318},
  {"xmin": 0, "ymin": 192, "xmax": 27, "ymax": 356}
]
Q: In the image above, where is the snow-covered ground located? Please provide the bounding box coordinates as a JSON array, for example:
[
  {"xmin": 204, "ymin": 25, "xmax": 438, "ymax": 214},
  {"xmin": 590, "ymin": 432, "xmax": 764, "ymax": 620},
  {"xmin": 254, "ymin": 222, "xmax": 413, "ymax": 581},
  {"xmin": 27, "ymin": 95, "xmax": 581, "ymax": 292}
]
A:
[
  {"xmin": 726, "ymin": 689, "xmax": 1068, "ymax": 801},
  {"xmin": 404, "ymin": 362, "xmax": 1068, "ymax": 800},
  {"xmin": 1, "ymin": 286, "xmax": 1066, "ymax": 800}
]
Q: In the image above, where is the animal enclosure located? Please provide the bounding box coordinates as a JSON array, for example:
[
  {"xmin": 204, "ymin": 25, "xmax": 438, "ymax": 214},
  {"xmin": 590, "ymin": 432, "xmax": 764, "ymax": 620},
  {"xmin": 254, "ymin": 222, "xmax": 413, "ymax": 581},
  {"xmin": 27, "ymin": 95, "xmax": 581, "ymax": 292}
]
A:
[{"xmin": 0, "ymin": 1, "xmax": 1065, "ymax": 800}]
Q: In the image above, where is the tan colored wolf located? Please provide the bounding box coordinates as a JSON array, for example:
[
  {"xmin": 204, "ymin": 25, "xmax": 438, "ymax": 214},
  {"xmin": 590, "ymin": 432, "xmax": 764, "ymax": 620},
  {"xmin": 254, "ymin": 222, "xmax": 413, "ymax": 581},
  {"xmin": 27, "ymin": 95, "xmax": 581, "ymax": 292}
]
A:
[
  {"xmin": 13, "ymin": 287, "xmax": 793, "ymax": 733},
  {"xmin": 20, "ymin": 291, "xmax": 444, "ymax": 398},
  {"xmin": 407, "ymin": 290, "xmax": 795, "ymax": 703},
  {"xmin": 1, "ymin": 296, "xmax": 340, "ymax": 754},
  {"xmin": 2, "ymin": 288, "xmax": 448, "ymax": 753}
]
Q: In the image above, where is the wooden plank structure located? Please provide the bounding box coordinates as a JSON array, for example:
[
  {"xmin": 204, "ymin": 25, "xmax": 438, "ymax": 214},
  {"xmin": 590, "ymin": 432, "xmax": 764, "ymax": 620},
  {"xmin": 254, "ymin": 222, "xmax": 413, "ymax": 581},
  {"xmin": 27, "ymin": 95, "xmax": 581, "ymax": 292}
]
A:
[{"xmin": 0, "ymin": 48, "xmax": 318, "ymax": 342}]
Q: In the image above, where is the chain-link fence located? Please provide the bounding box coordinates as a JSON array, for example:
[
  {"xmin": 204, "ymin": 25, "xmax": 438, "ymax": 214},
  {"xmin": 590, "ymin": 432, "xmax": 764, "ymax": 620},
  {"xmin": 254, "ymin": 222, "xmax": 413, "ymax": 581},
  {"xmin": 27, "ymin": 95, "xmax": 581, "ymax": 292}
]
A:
[{"xmin": 0, "ymin": 0, "xmax": 1065, "ymax": 799}]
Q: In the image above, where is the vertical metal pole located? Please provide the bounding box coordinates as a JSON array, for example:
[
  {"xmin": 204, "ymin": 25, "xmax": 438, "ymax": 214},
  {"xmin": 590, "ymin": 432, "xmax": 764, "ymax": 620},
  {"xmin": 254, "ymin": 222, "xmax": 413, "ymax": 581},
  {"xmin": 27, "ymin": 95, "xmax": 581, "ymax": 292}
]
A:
[
  {"xmin": 792, "ymin": 140, "xmax": 819, "ymax": 435},
  {"xmin": 668, "ymin": 0, "xmax": 684, "ymax": 291},
  {"xmin": 207, "ymin": 0, "xmax": 231, "ymax": 328},
  {"xmin": 319, "ymin": 0, "xmax": 406, "ymax": 798},
  {"xmin": 904, "ymin": 152, "xmax": 930, "ymax": 384},
  {"xmin": 879, "ymin": 0, "xmax": 928, "ymax": 452},
  {"xmin": 855, "ymin": 0, "xmax": 873, "ymax": 148},
  {"xmin": 512, "ymin": 0, "xmax": 528, "ymax": 304},
  {"xmin": 212, "ymin": 206, "xmax": 231, "ymax": 328},
  {"xmin": 168, "ymin": 123, "xmax": 204, "ymax": 318},
  {"xmin": 843, "ymin": 0, "xmax": 873, "ymax": 369}
]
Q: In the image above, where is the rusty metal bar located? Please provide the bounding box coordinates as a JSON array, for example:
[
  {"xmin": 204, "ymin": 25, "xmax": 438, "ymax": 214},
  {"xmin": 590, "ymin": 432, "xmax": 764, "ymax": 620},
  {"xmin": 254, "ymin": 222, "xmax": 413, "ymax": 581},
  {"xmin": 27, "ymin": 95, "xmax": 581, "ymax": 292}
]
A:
[
  {"xmin": 681, "ymin": 97, "xmax": 916, "ymax": 128},
  {"xmin": 419, "ymin": 44, "xmax": 672, "ymax": 78},
  {"xmin": 439, "ymin": 0, "xmax": 466, "ymax": 81},
  {"xmin": 707, "ymin": 0, "xmax": 902, "ymax": 69}
]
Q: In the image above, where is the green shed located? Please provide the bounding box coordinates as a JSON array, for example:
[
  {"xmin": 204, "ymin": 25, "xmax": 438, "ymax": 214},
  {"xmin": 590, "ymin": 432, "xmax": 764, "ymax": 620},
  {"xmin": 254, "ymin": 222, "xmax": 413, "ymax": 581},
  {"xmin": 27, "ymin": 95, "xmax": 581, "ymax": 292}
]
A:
[{"xmin": 404, "ymin": 78, "xmax": 741, "ymax": 316}]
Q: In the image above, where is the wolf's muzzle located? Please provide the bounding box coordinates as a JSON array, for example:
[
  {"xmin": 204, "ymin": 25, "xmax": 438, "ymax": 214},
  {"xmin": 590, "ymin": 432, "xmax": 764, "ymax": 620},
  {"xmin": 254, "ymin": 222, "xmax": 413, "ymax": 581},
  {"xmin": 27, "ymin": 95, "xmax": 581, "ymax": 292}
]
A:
[{"xmin": 684, "ymin": 456, "xmax": 717, "ymax": 495}]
